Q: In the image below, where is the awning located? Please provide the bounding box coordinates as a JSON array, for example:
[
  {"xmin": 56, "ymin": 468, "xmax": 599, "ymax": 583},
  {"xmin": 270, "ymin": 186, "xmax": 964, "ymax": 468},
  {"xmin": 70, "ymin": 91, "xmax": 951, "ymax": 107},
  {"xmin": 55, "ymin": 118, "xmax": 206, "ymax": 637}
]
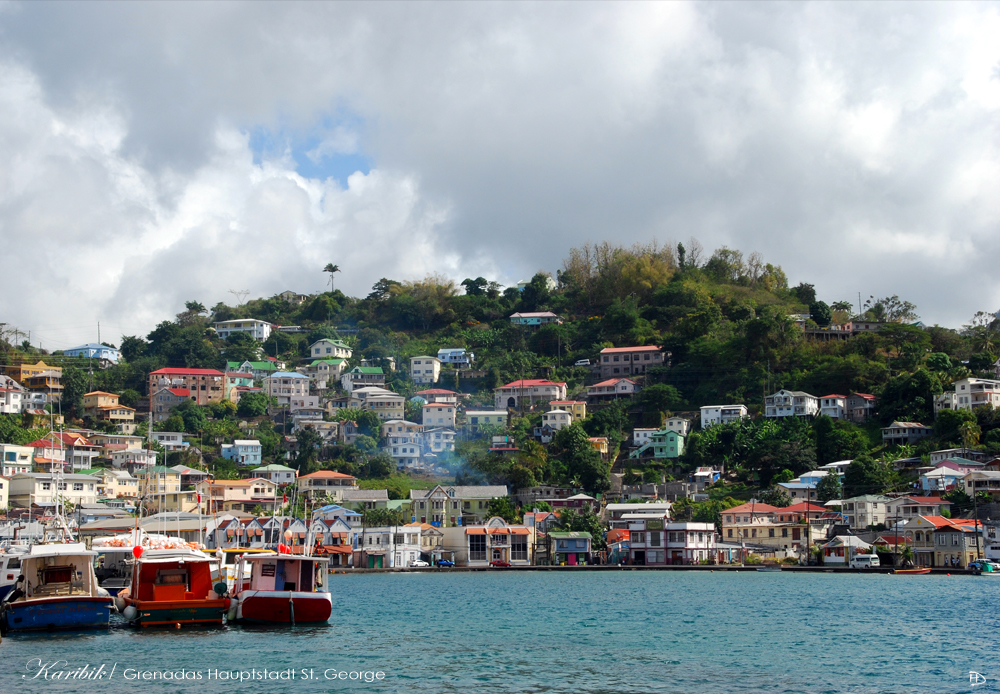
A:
[
  {"xmin": 488, "ymin": 528, "xmax": 510, "ymax": 534},
  {"xmin": 510, "ymin": 528, "xmax": 530, "ymax": 535},
  {"xmin": 322, "ymin": 545, "xmax": 353, "ymax": 554},
  {"xmin": 330, "ymin": 532, "xmax": 347, "ymax": 539},
  {"xmin": 465, "ymin": 528, "xmax": 486, "ymax": 535},
  {"xmin": 226, "ymin": 529, "xmax": 235, "ymax": 537}
]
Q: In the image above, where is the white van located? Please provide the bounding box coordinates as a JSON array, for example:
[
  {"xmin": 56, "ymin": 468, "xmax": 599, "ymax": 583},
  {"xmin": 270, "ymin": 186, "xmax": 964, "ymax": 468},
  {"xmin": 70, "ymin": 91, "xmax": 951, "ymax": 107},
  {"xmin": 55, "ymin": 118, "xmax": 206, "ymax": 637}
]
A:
[
  {"xmin": 574, "ymin": 359, "xmax": 591, "ymax": 367},
  {"xmin": 850, "ymin": 554, "xmax": 880, "ymax": 569}
]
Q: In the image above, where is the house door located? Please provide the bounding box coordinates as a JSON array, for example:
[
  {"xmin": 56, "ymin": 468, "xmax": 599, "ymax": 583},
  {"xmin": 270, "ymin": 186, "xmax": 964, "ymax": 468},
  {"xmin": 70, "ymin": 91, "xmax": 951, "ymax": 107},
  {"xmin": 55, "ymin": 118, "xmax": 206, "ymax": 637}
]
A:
[
  {"xmin": 368, "ymin": 555, "xmax": 383, "ymax": 569},
  {"xmin": 492, "ymin": 548, "xmax": 503, "ymax": 562},
  {"xmin": 507, "ymin": 397, "xmax": 516, "ymax": 408}
]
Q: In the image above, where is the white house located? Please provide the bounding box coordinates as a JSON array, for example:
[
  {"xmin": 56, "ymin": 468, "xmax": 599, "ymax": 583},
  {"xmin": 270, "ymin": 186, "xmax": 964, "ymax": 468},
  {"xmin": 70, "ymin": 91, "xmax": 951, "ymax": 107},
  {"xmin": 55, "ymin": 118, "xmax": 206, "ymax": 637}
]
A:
[
  {"xmin": 764, "ymin": 390, "xmax": 819, "ymax": 418},
  {"xmin": 110, "ymin": 448, "xmax": 157, "ymax": 471},
  {"xmin": 0, "ymin": 385, "xmax": 23, "ymax": 414},
  {"xmin": 409, "ymin": 356, "xmax": 441, "ymax": 385},
  {"xmin": 0, "ymin": 475, "xmax": 8, "ymax": 509},
  {"xmin": 264, "ymin": 372, "xmax": 310, "ymax": 405},
  {"xmin": 494, "ymin": 379, "xmax": 567, "ymax": 410},
  {"xmin": 819, "ymin": 394, "xmax": 847, "ymax": 419},
  {"xmin": 251, "ymin": 463, "xmax": 297, "ymax": 486},
  {"xmin": 586, "ymin": 378, "xmax": 640, "ymax": 402},
  {"xmin": 357, "ymin": 525, "xmax": 423, "ymax": 568},
  {"xmin": 462, "ymin": 410, "xmax": 508, "ymax": 435},
  {"xmin": 310, "ymin": 339, "xmax": 353, "ymax": 360},
  {"xmin": 149, "ymin": 431, "xmax": 188, "ymax": 451},
  {"xmin": 423, "ymin": 428, "xmax": 456, "ymax": 455},
  {"xmin": 950, "ymin": 378, "xmax": 1000, "ymax": 411},
  {"xmin": 9, "ymin": 472, "xmax": 99, "ymax": 507},
  {"xmin": 699, "ymin": 405, "xmax": 748, "ymax": 428},
  {"xmin": 633, "ymin": 428, "xmax": 658, "ymax": 447},
  {"xmin": 541, "ymin": 409, "xmax": 572, "ymax": 432},
  {"xmin": 664, "ymin": 417, "xmax": 691, "ymax": 436},
  {"xmin": 214, "ymin": 319, "xmax": 272, "ymax": 341},
  {"xmin": 437, "ymin": 348, "xmax": 474, "ymax": 366},
  {"xmin": 297, "ymin": 359, "xmax": 346, "ymax": 390},
  {"xmin": 0, "ymin": 444, "xmax": 34, "ymax": 477},
  {"xmin": 382, "ymin": 421, "xmax": 423, "ymax": 466}
]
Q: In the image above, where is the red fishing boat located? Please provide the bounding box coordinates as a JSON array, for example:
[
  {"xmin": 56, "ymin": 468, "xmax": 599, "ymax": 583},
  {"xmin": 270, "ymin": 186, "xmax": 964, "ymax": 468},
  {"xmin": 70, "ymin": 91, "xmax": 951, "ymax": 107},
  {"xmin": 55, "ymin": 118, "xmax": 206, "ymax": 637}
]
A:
[
  {"xmin": 893, "ymin": 567, "xmax": 932, "ymax": 575},
  {"xmin": 232, "ymin": 552, "xmax": 331, "ymax": 625},
  {"xmin": 120, "ymin": 547, "xmax": 230, "ymax": 627}
]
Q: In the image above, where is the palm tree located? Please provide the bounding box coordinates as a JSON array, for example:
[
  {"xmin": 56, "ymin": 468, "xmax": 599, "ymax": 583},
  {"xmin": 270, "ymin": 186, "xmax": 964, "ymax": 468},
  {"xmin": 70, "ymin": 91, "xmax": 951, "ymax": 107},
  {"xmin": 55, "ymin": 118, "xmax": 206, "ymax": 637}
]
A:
[
  {"xmin": 959, "ymin": 420, "xmax": 982, "ymax": 458},
  {"xmin": 323, "ymin": 263, "xmax": 341, "ymax": 292},
  {"xmin": 900, "ymin": 544, "xmax": 915, "ymax": 568}
]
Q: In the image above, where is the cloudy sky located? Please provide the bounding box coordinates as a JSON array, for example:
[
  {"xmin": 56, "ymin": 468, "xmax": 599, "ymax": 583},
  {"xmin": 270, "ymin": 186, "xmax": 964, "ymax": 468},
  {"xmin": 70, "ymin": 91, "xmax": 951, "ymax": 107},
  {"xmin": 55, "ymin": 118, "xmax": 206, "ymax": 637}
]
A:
[{"xmin": 0, "ymin": 2, "xmax": 998, "ymax": 348}]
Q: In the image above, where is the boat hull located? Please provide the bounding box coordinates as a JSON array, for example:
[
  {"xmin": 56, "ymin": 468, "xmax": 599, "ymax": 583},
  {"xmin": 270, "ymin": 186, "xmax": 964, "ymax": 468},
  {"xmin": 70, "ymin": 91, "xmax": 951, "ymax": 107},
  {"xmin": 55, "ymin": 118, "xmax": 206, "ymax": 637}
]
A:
[
  {"xmin": 236, "ymin": 590, "xmax": 332, "ymax": 624},
  {"xmin": 2, "ymin": 596, "xmax": 113, "ymax": 632},
  {"xmin": 132, "ymin": 599, "xmax": 229, "ymax": 627},
  {"xmin": 894, "ymin": 568, "xmax": 932, "ymax": 575}
]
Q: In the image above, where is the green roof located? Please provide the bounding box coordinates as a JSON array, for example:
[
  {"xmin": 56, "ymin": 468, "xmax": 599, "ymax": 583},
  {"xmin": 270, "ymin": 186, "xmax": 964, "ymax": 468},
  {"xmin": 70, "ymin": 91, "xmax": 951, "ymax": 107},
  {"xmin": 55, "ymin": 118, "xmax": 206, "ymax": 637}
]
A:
[
  {"xmin": 144, "ymin": 466, "xmax": 176, "ymax": 475},
  {"xmin": 311, "ymin": 359, "xmax": 345, "ymax": 366},
  {"xmin": 226, "ymin": 361, "xmax": 277, "ymax": 371},
  {"xmin": 386, "ymin": 500, "xmax": 410, "ymax": 511},
  {"xmin": 352, "ymin": 366, "xmax": 384, "ymax": 374},
  {"xmin": 80, "ymin": 468, "xmax": 105, "ymax": 477},
  {"xmin": 547, "ymin": 531, "xmax": 593, "ymax": 539}
]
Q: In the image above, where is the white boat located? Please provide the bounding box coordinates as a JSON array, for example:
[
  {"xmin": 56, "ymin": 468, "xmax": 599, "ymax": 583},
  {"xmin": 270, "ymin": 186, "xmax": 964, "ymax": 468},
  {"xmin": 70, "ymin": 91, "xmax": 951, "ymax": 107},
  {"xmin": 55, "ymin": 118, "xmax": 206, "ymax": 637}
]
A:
[
  {"xmin": 0, "ymin": 549, "xmax": 26, "ymax": 601},
  {"xmin": 0, "ymin": 543, "xmax": 114, "ymax": 633},
  {"xmin": 231, "ymin": 552, "xmax": 332, "ymax": 625}
]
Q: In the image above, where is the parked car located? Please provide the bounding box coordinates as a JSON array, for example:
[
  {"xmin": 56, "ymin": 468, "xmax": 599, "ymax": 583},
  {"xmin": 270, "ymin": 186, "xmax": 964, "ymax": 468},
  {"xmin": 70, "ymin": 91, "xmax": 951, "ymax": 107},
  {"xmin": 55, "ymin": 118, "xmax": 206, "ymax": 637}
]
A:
[
  {"xmin": 574, "ymin": 359, "xmax": 591, "ymax": 367},
  {"xmin": 489, "ymin": 560, "xmax": 511, "ymax": 568},
  {"xmin": 409, "ymin": 559, "xmax": 430, "ymax": 567},
  {"xmin": 849, "ymin": 554, "xmax": 880, "ymax": 569},
  {"xmin": 436, "ymin": 559, "xmax": 455, "ymax": 567}
]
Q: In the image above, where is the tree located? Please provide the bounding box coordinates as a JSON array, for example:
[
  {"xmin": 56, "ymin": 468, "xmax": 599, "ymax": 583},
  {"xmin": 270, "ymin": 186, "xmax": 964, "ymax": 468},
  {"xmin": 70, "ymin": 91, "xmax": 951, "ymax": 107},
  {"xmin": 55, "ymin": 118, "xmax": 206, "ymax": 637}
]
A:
[
  {"xmin": 809, "ymin": 301, "xmax": 832, "ymax": 327},
  {"xmin": 934, "ymin": 408, "xmax": 976, "ymax": 443},
  {"xmin": 323, "ymin": 263, "xmax": 341, "ymax": 291},
  {"xmin": 636, "ymin": 383, "xmax": 682, "ymax": 414},
  {"xmin": 486, "ymin": 496, "xmax": 520, "ymax": 524},
  {"xmin": 223, "ymin": 332, "xmax": 262, "ymax": 363},
  {"xmin": 295, "ymin": 427, "xmax": 323, "ymax": 472},
  {"xmin": 843, "ymin": 455, "xmax": 892, "ymax": 498},
  {"xmin": 461, "ymin": 277, "xmax": 489, "ymax": 296},
  {"xmin": 361, "ymin": 507, "xmax": 405, "ymax": 527},
  {"xmin": 556, "ymin": 505, "xmax": 607, "ymax": 551},
  {"xmin": 237, "ymin": 392, "xmax": 270, "ymax": 418},
  {"xmin": 553, "ymin": 424, "xmax": 610, "ymax": 496},
  {"xmin": 815, "ymin": 474, "xmax": 842, "ymax": 503},
  {"xmin": 757, "ymin": 488, "xmax": 792, "ymax": 508}
]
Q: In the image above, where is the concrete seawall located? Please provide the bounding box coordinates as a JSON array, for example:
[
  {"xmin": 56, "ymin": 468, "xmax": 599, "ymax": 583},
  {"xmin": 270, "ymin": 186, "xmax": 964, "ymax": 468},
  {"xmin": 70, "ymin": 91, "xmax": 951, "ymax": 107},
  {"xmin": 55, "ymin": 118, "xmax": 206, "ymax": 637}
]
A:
[{"xmin": 332, "ymin": 565, "xmax": 968, "ymax": 576}]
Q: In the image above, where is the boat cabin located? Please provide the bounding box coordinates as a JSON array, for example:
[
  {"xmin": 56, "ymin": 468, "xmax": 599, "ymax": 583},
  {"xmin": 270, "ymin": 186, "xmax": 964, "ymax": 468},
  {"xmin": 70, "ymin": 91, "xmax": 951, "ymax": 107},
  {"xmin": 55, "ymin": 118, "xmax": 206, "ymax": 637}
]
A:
[
  {"xmin": 21, "ymin": 544, "xmax": 98, "ymax": 599},
  {"xmin": 245, "ymin": 555, "xmax": 327, "ymax": 593},
  {"xmin": 134, "ymin": 552, "xmax": 217, "ymax": 602}
]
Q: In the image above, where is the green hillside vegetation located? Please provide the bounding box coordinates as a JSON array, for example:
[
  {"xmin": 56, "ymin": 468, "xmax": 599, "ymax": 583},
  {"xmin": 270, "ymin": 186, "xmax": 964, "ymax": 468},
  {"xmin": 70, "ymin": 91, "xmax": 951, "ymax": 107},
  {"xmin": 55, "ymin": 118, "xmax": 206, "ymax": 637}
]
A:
[{"xmin": 3, "ymin": 239, "xmax": 999, "ymax": 509}]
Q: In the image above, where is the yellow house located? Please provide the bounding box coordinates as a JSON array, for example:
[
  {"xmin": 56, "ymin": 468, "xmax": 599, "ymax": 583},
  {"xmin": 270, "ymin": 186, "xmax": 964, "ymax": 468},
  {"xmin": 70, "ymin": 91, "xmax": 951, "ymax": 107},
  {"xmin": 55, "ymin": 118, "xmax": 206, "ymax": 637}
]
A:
[
  {"xmin": 137, "ymin": 466, "xmax": 199, "ymax": 512},
  {"xmin": 1, "ymin": 361, "xmax": 63, "ymax": 384},
  {"xmin": 95, "ymin": 468, "xmax": 139, "ymax": 499},
  {"xmin": 196, "ymin": 477, "xmax": 279, "ymax": 513},
  {"xmin": 83, "ymin": 391, "xmax": 136, "ymax": 433},
  {"xmin": 550, "ymin": 400, "xmax": 587, "ymax": 422},
  {"xmin": 588, "ymin": 437, "xmax": 609, "ymax": 458}
]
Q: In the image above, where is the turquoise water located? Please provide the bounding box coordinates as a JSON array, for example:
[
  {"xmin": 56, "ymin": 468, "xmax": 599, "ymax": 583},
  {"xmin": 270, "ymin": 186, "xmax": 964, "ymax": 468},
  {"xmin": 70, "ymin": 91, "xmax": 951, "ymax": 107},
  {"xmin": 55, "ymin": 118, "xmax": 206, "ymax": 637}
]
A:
[{"xmin": 2, "ymin": 571, "xmax": 998, "ymax": 693}]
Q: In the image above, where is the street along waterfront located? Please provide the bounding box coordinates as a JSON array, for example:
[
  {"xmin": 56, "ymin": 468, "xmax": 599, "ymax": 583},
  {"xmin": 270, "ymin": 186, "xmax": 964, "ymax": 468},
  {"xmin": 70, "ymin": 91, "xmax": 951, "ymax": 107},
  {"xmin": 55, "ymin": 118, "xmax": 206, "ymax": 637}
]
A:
[{"xmin": 1, "ymin": 571, "xmax": 994, "ymax": 694}]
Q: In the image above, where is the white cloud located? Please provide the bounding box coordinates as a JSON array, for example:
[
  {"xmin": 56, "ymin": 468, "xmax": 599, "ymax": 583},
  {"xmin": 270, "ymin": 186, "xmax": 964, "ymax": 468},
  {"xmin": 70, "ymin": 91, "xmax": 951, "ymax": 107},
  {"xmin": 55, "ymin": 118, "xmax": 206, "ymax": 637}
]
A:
[{"xmin": 1, "ymin": 1, "xmax": 999, "ymax": 341}]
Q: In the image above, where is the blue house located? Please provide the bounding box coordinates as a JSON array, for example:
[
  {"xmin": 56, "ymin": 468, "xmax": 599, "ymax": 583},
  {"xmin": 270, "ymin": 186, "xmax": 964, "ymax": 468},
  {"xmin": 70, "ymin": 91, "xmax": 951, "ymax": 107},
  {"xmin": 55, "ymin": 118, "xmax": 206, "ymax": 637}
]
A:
[
  {"xmin": 221, "ymin": 439, "xmax": 262, "ymax": 467},
  {"xmin": 63, "ymin": 343, "xmax": 121, "ymax": 364}
]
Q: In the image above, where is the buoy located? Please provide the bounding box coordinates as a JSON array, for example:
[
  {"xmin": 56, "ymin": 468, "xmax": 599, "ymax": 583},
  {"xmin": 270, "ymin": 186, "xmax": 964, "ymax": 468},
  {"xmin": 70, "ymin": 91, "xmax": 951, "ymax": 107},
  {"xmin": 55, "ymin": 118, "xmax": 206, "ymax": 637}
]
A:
[
  {"xmin": 175, "ymin": 623, "xmax": 181, "ymax": 629},
  {"xmin": 122, "ymin": 605, "xmax": 137, "ymax": 621},
  {"xmin": 947, "ymin": 573, "xmax": 951, "ymax": 577}
]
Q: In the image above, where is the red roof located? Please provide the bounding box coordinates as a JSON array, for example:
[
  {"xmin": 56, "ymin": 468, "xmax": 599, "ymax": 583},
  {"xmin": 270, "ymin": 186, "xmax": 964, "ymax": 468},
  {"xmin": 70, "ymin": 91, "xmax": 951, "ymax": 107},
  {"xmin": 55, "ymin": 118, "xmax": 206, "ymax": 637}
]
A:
[
  {"xmin": 591, "ymin": 378, "xmax": 636, "ymax": 388},
  {"xmin": 415, "ymin": 389, "xmax": 457, "ymax": 395},
  {"xmin": 299, "ymin": 471, "xmax": 356, "ymax": 479},
  {"xmin": 606, "ymin": 528, "xmax": 630, "ymax": 543},
  {"xmin": 821, "ymin": 394, "xmax": 847, "ymax": 399},
  {"xmin": 500, "ymin": 379, "xmax": 567, "ymax": 388},
  {"xmin": 852, "ymin": 393, "xmax": 877, "ymax": 400},
  {"xmin": 600, "ymin": 346, "xmax": 661, "ymax": 353},
  {"xmin": 150, "ymin": 368, "xmax": 224, "ymax": 376},
  {"xmin": 167, "ymin": 388, "xmax": 191, "ymax": 397},
  {"xmin": 898, "ymin": 496, "xmax": 949, "ymax": 504}
]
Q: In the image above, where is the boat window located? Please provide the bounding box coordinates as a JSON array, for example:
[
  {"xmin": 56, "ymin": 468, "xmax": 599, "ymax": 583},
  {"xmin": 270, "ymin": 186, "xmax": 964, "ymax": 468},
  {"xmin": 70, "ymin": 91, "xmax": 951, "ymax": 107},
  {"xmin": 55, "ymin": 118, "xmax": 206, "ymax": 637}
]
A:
[
  {"xmin": 42, "ymin": 566, "xmax": 73, "ymax": 584},
  {"xmin": 7, "ymin": 557, "xmax": 20, "ymax": 569}
]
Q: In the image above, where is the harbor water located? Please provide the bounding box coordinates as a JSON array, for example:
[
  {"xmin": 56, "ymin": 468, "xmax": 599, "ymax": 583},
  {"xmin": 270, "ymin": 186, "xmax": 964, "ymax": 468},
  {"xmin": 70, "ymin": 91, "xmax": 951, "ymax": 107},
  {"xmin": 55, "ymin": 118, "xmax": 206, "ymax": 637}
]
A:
[{"xmin": 2, "ymin": 570, "xmax": 997, "ymax": 693}]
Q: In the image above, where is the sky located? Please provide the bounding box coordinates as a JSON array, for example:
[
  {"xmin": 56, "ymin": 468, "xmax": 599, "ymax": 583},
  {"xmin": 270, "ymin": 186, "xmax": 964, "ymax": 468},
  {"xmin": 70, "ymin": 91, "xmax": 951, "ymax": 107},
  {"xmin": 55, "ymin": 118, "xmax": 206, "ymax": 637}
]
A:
[{"xmin": 0, "ymin": 2, "xmax": 998, "ymax": 350}]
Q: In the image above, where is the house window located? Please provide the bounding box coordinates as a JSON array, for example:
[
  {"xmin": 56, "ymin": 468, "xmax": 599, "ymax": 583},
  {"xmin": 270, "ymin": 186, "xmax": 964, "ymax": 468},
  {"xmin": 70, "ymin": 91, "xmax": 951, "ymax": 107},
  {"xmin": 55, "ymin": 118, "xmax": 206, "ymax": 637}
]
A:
[{"xmin": 470, "ymin": 534, "xmax": 487, "ymax": 561}]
